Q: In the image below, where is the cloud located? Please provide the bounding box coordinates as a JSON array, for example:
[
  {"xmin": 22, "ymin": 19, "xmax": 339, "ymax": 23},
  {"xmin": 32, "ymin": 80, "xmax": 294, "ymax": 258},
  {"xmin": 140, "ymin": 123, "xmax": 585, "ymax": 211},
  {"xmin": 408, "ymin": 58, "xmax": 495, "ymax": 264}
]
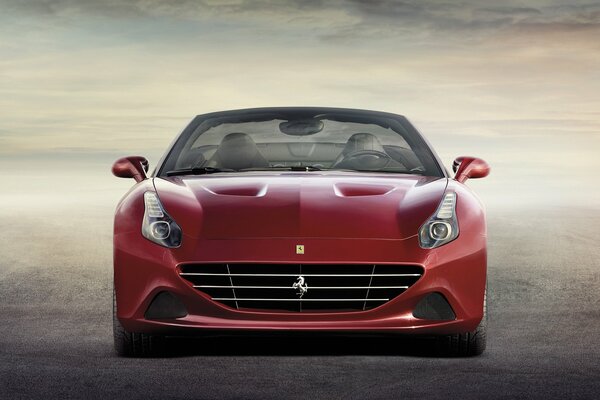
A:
[
  {"xmin": 3, "ymin": 0, "xmax": 600, "ymax": 36},
  {"xmin": 1, "ymin": 0, "xmax": 599, "ymax": 158},
  {"xmin": 1, "ymin": 0, "xmax": 598, "ymax": 59}
]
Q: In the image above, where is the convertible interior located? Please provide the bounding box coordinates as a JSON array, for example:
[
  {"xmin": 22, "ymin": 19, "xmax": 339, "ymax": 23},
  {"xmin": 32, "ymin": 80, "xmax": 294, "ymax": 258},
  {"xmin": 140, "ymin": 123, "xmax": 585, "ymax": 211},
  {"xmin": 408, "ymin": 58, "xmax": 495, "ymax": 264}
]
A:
[{"xmin": 175, "ymin": 132, "xmax": 425, "ymax": 173}]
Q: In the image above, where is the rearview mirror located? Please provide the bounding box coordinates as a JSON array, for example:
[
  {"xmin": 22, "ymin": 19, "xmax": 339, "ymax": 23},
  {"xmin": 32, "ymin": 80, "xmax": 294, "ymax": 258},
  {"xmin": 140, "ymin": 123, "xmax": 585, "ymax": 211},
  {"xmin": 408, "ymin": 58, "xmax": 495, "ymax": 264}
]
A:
[
  {"xmin": 452, "ymin": 156, "xmax": 490, "ymax": 183},
  {"xmin": 112, "ymin": 156, "xmax": 149, "ymax": 183},
  {"xmin": 279, "ymin": 119, "xmax": 324, "ymax": 136}
]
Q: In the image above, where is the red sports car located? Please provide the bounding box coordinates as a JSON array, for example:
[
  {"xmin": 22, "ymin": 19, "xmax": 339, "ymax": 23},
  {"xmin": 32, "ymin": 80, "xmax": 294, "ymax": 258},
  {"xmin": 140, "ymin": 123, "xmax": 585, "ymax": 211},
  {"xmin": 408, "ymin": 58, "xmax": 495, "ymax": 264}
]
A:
[{"xmin": 112, "ymin": 107, "xmax": 490, "ymax": 357}]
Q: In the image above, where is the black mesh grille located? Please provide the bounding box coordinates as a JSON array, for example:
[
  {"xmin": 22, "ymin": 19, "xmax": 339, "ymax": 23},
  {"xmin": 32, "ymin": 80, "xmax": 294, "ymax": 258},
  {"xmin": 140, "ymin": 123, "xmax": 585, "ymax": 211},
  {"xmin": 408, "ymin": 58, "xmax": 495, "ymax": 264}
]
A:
[{"xmin": 179, "ymin": 263, "xmax": 422, "ymax": 313}]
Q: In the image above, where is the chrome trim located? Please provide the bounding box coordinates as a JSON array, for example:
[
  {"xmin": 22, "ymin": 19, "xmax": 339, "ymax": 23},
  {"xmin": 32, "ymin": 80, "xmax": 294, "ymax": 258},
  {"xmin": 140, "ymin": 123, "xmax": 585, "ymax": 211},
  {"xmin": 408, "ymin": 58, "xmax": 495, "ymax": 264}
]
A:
[
  {"xmin": 195, "ymin": 285, "xmax": 409, "ymax": 289},
  {"xmin": 225, "ymin": 264, "xmax": 238, "ymax": 309},
  {"xmin": 363, "ymin": 265, "xmax": 376, "ymax": 311},
  {"xmin": 180, "ymin": 273, "xmax": 421, "ymax": 277},
  {"xmin": 179, "ymin": 264, "xmax": 423, "ymax": 312},
  {"xmin": 211, "ymin": 298, "xmax": 390, "ymax": 302}
]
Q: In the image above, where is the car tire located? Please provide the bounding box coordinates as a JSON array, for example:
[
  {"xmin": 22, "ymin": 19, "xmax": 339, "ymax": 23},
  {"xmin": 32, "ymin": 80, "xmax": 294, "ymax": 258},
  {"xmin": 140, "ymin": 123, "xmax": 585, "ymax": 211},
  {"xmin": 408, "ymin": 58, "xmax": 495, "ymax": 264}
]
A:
[
  {"xmin": 435, "ymin": 289, "xmax": 487, "ymax": 357},
  {"xmin": 113, "ymin": 288, "xmax": 165, "ymax": 357}
]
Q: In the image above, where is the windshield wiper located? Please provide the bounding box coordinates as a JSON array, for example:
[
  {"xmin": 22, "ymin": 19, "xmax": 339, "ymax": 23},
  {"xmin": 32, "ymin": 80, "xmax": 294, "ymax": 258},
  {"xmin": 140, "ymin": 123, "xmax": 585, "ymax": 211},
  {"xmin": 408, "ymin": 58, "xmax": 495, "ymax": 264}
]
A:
[
  {"xmin": 351, "ymin": 169, "xmax": 422, "ymax": 175},
  {"xmin": 239, "ymin": 166, "xmax": 323, "ymax": 172},
  {"xmin": 166, "ymin": 165, "xmax": 417, "ymax": 176},
  {"xmin": 166, "ymin": 167, "xmax": 235, "ymax": 176},
  {"xmin": 288, "ymin": 165, "xmax": 322, "ymax": 171}
]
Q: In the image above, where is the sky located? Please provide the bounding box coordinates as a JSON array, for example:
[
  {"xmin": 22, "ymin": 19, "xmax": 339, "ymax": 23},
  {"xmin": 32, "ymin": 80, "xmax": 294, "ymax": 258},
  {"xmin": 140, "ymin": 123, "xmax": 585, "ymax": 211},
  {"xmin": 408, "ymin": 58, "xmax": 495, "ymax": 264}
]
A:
[{"xmin": 1, "ymin": 0, "xmax": 599, "ymax": 208}]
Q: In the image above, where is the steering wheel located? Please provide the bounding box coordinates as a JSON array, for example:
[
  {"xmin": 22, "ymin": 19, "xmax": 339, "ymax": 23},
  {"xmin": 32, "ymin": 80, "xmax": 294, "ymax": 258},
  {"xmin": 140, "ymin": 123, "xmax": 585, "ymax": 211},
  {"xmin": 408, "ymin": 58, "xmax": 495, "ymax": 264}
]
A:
[{"xmin": 334, "ymin": 150, "xmax": 391, "ymax": 170}]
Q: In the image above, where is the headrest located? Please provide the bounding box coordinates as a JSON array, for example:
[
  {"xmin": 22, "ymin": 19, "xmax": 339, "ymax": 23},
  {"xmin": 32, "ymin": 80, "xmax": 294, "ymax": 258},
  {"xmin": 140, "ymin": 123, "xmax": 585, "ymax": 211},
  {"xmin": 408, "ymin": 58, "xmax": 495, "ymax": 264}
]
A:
[
  {"xmin": 213, "ymin": 132, "xmax": 268, "ymax": 170},
  {"xmin": 342, "ymin": 133, "xmax": 385, "ymax": 155}
]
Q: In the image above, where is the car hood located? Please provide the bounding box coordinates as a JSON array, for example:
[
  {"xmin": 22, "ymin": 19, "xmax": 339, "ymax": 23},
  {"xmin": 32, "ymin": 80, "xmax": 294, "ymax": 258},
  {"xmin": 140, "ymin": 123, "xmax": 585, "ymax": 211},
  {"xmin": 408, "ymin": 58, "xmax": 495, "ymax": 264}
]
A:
[{"xmin": 154, "ymin": 172, "xmax": 448, "ymax": 240}]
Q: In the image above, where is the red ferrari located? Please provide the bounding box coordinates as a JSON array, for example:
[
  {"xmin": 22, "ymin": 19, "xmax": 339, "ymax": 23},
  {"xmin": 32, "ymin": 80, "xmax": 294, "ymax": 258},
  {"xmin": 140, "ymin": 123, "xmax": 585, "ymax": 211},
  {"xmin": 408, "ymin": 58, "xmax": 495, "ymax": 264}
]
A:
[{"xmin": 112, "ymin": 107, "xmax": 490, "ymax": 357}]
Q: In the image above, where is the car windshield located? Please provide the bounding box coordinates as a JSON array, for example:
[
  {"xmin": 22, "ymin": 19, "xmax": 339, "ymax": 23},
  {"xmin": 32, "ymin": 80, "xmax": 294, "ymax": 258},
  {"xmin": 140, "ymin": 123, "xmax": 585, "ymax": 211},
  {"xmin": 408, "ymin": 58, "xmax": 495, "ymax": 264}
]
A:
[{"xmin": 158, "ymin": 109, "xmax": 444, "ymax": 177}]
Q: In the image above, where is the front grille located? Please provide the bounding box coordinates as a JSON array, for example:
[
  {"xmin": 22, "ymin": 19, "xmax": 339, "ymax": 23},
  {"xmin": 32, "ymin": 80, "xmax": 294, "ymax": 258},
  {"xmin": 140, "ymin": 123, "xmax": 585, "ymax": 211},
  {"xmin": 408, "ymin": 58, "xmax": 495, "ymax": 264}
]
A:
[{"xmin": 179, "ymin": 264, "xmax": 422, "ymax": 312}]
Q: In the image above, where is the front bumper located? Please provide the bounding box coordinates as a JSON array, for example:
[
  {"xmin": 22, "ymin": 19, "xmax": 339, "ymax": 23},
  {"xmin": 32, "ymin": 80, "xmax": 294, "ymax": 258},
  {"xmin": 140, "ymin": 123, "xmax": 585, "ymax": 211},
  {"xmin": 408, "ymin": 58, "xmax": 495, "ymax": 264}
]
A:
[{"xmin": 114, "ymin": 234, "xmax": 486, "ymax": 336}]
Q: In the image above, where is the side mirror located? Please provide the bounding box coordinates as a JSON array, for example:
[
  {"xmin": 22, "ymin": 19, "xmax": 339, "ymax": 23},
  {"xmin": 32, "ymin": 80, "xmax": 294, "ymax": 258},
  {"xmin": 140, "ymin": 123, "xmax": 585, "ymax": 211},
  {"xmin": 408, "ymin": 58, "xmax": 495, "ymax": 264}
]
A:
[
  {"xmin": 452, "ymin": 156, "xmax": 490, "ymax": 183},
  {"xmin": 112, "ymin": 156, "xmax": 149, "ymax": 183}
]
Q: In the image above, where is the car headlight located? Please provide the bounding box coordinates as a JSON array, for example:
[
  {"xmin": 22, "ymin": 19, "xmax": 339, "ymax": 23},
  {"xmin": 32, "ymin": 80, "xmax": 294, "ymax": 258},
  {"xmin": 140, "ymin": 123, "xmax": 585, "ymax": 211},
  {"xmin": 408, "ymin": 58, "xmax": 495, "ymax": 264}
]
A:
[
  {"xmin": 142, "ymin": 191, "xmax": 182, "ymax": 248},
  {"xmin": 418, "ymin": 192, "xmax": 459, "ymax": 249}
]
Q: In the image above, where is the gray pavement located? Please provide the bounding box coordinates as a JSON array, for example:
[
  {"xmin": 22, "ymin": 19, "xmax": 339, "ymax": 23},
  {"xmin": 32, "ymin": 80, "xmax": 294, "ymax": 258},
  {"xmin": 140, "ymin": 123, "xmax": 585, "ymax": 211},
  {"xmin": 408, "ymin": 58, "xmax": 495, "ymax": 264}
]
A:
[{"xmin": 1, "ymin": 206, "xmax": 599, "ymax": 399}]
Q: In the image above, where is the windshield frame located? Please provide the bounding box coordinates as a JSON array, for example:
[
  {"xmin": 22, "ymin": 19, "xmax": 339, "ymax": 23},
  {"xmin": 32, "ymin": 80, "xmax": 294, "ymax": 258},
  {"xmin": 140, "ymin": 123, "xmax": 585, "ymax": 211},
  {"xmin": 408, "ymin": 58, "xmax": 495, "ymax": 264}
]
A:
[{"xmin": 154, "ymin": 107, "xmax": 448, "ymax": 179}]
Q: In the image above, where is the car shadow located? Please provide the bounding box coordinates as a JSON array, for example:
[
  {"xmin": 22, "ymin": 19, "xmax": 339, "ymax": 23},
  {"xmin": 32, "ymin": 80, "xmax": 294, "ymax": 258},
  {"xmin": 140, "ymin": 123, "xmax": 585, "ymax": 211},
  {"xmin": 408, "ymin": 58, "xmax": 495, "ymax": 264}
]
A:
[{"xmin": 156, "ymin": 334, "xmax": 444, "ymax": 358}]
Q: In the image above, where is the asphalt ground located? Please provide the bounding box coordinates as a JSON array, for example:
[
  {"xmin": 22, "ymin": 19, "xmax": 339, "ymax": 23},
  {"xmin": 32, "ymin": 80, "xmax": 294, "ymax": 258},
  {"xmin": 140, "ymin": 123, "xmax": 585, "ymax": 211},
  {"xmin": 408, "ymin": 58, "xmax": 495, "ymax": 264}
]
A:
[{"xmin": 1, "ymin": 205, "xmax": 599, "ymax": 399}]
